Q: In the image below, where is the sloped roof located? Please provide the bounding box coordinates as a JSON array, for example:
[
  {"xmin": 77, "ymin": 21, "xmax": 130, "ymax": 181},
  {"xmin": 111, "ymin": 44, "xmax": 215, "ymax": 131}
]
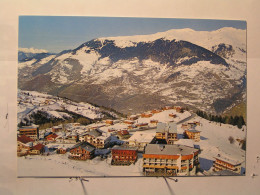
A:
[
  {"xmin": 144, "ymin": 144, "xmax": 198, "ymax": 156},
  {"xmin": 70, "ymin": 141, "xmax": 95, "ymax": 152},
  {"xmin": 33, "ymin": 143, "xmax": 45, "ymax": 151},
  {"xmin": 156, "ymin": 123, "xmax": 167, "ymax": 133},
  {"xmin": 156, "ymin": 122, "xmax": 177, "ymax": 133},
  {"xmin": 168, "ymin": 122, "xmax": 177, "ymax": 133},
  {"xmin": 17, "ymin": 135, "xmax": 34, "ymax": 144},
  {"xmin": 87, "ymin": 129, "xmax": 103, "ymax": 137}
]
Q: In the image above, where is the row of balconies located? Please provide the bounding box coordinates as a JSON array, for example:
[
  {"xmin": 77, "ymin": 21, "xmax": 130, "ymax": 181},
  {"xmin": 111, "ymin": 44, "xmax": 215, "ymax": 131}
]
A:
[{"xmin": 213, "ymin": 163, "xmax": 237, "ymax": 171}]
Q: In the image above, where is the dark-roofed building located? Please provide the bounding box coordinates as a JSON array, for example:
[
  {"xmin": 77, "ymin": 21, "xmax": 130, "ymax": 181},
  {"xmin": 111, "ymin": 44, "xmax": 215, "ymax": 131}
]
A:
[
  {"xmin": 111, "ymin": 145, "xmax": 138, "ymax": 165},
  {"xmin": 117, "ymin": 130, "xmax": 130, "ymax": 139},
  {"xmin": 156, "ymin": 122, "xmax": 178, "ymax": 144},
  {"xmin": 29, "ymin": 143, "xmax": 45, "ymax": 155},
  {"xmin": 143, "ymin": 144, "xmax": 200, "ymax": 176},
  {"xmin": 69, "ymin": 141, "xmax": 95, "ymax": 160}
]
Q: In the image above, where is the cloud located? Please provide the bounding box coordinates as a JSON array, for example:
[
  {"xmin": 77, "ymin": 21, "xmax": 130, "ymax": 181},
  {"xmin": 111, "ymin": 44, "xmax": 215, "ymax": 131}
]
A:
[{"xmin": 18, "ymin": 47, "xmax": 48, "ymax": 53}]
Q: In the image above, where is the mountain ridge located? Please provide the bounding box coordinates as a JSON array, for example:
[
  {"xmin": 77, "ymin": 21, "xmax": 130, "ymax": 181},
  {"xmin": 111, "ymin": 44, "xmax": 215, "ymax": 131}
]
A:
[{"xmin": 18, "ymin": 27, "xmax": 246, "ymax": 115}]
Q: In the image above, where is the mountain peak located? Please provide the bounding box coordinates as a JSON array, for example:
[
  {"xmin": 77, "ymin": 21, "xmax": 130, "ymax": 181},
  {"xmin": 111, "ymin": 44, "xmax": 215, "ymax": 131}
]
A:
[{"xmin": 19, "ymin": 47, "xmax": 49, "ymax": 54}]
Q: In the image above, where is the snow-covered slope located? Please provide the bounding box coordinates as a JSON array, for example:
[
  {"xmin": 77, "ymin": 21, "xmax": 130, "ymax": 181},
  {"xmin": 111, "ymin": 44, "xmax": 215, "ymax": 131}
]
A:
[{"xmin": 17, "ymin": 90, "xmax": 120, "ymax": 125}]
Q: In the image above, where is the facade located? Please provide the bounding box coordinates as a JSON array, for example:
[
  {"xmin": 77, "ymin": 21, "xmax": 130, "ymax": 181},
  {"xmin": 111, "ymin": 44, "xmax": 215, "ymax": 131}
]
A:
[
  {"xmin": 184, "ymin": 129, "xmax": 201, "ymax": 142},
  {"xmin": 143, "ymin": 144, "xmax": 200, "ymax": 176},
  {"xmin": 69, "ymin": 141, "xmax": 95, "ymax": 160},
  {"xmin": 213, "ymin": 156, "xmax": 242, "ymax": 174},
  {"xmin": 19, "ymin": 126, "xmax": 39, "ymax": 140},
  {"xmin": 111, "ymin": 145, "xmax": 138, "ymax": 165},
  {"xmin": 156, "ymin": 122, "xmax": 178, "ymax": 144}
]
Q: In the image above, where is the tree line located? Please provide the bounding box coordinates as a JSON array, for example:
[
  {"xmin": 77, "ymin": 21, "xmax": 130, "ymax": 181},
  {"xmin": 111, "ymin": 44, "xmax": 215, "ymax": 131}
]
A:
[{"xmin": 196, "ymin": 110, "xmax": 246, "ymax": 129}]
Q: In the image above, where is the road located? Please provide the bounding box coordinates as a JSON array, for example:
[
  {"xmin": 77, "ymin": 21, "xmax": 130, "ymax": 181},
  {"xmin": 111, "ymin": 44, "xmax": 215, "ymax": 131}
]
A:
[{"xmin": 176, "ymin": 112, "xmax": 197, "ymax": 124}]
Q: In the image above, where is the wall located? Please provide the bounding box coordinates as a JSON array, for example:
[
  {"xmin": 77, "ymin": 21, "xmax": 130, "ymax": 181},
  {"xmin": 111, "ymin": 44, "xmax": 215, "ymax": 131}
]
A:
[{"xmin": 0, "ymin": 0, "xmax": 260, "ymax": 194}]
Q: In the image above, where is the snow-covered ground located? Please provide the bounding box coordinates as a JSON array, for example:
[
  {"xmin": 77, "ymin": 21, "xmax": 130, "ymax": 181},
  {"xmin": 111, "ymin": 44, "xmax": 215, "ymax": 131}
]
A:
[{"xmin": 17, "ymin": 109, "xmax": 246, "ymax": 177}]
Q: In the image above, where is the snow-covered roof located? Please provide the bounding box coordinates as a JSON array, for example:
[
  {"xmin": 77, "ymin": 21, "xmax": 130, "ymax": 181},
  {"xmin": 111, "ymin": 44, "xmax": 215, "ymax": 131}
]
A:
[
  {"xmin": 215, "ymin": 155, "xmax": 241, "ymax": 165},
  {"xmin": 144, "ymin": 144, "xmax": 198, "ymax": 156},
  {"xmin": 156, "ymin": 122, "xmax": 177, "ymax": 133},
  {"xmin": 128, "ymin": 131, "xmax": 155, "ymax": 143},
  {"xmin": 70, "ymin": 141, "xmax": 95, "ymax": 152},
  {"xmin": 112, "ymin": 145, "xmax": 138, "ymax": 151}
]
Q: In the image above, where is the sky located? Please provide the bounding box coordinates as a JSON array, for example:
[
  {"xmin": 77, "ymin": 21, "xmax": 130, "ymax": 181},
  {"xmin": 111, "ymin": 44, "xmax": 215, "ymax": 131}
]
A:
[{"xmin": 19, "ymin": 16, "xmax": 246, "ymax": 53}]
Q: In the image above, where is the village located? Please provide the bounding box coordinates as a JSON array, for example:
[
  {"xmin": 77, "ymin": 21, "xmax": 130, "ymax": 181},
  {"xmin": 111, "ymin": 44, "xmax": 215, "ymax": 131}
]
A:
[{"xmin": 17, "ymin": 92, "xmax": 246, "ymax": 177}]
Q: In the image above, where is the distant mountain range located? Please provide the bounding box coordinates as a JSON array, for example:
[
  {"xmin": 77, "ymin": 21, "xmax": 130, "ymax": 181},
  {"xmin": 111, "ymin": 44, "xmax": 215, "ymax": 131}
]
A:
[{"xmin": 18, "ymin": 27, "xmax": 246, "ymax": 115}]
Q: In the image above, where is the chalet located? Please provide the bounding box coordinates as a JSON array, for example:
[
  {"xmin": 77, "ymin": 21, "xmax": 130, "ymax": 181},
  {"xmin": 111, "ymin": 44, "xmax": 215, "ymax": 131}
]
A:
[
  {"xmin": 143, "ymin": 144, "xmax": 200, "ymax": 176},
  {"xmin": 19, "ymin": 126, "xmax": 39, "ymax": 140},
  {"xmin": 184, "ymin": 129, "xmax": 201, "ymax": 142},
  {"xmin": 169, "ymin": 113, "xmax": 177, "ymax": 118},
  {"xmin": 151, "ymin": 109, "xmax": 162, "ymax": 114},
  {"xmin": 46, "ymin": 133, "xmax": 58, "ymax": 142},
  {"xmin": 127, "ymin": 124, "xmax": 137, "ymax": 130},
  {"xmin": 213, "ymin": 156, "xmax": 242, "ymax": 174},
  {"xmin": 81, "ymin": 129, "xmax": 111, "ymax": 148},
  {"xmin": 150, "ymin": 120, "xmax": 159, "ymax": 126},
  {"xmin": 29, "ymin": 143, "xmax": 45, "ymax": 155},
  {"xmin": 174, "ymin": 106, "xmax": 184, "ymax": 113},
  {"xmin": 181, "ymin": 123, "xmax": 190, "ymax": 130},
  {"xmin": 141, "ymin": 112, "xmax": 153, "ymax": 118},
  {"xmin": 17, "ymin": 135, "xmax": 33, "ymax": 156},
  {"xmin": 163, "ymin": 106, "xmax": 174, "ymax": 110},
  {"xmin": 128, "ymin": 115, "xmax": 139, "ymax": 120},
  {"xmin": 52, "ymin": 125, "xmax": 63, "ymax": 133},
  {"xmin": 188, "ymin": 122, "xmax": 197, "ymax": 128},
  {"xmin": 62, "ymin": 132, "xmax": 78, "ymax": 144},
  {"xmin": 124, "ymin": 120, "xmax": 135, "ymax": 125},
  {"xmin": 108, "ymin": 128, "xmax": 116, "ymax": 133},
  {"xmin": 156, "ymin": 122, "xmax": 178, "ymax": 144},
  {"xmin": 136, "ymin": 123, "xmax": 149, "ymax": 130},
  {"xmin": 105, "ymin": 120, "xmax": 114, "ymax": 125},
  {"xmin": 127, "ymin": 131, "xmax": 156, "ymax": 152},
  {"xmin": 111, "ymin": 145, "xmax": 138, "ymax": 165},
  {"xmin": 69, "ymin": 141, "xmax": 95, "ymax": 160},
  {"xmin": 57, "ymin": 146, "xmax": 69, "ymax": 154},
  {"xmin": 117, "ymin": 130, "xmax": 131, "ymax": 139}
]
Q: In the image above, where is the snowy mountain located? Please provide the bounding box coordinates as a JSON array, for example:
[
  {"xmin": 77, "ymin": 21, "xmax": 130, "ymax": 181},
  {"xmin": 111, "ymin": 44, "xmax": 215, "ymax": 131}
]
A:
[{"xmin": 18, "ymin": 27, "xmax": 246, "ymax": 115}]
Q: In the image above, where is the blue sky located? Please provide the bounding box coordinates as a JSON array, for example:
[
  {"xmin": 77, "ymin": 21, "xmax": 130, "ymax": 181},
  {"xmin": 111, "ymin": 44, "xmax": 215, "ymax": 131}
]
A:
[{"xmin": 19, "ymin": 16, "xmax": 246, "ymax": 53}]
